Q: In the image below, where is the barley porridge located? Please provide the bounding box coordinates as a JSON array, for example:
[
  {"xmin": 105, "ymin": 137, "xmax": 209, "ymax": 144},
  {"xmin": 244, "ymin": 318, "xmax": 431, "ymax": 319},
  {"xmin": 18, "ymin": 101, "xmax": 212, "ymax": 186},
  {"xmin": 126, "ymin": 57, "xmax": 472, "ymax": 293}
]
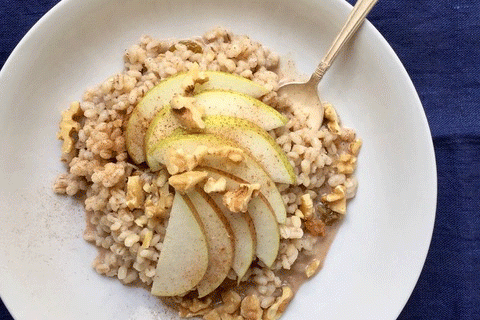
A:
[{"xmin": 54, "ymin": 27, "xmax": 361, "ymax": 320}]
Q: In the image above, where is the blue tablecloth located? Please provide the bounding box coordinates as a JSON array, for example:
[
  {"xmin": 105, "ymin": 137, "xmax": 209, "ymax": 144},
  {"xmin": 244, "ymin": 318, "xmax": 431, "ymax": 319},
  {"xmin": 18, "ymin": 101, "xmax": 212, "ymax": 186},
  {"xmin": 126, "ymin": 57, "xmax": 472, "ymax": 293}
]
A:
[{"xmin": 1, "ymin": 0, "xmax": 479, "ymax": 319}]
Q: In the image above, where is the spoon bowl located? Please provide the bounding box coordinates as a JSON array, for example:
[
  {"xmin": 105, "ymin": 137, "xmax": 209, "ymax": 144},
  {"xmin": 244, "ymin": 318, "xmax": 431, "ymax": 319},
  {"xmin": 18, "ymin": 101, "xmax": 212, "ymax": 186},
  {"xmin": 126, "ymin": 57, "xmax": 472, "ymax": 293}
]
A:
[{"xmin": 277, "ymin": 0, "xmax": 378, "ymax": 130}]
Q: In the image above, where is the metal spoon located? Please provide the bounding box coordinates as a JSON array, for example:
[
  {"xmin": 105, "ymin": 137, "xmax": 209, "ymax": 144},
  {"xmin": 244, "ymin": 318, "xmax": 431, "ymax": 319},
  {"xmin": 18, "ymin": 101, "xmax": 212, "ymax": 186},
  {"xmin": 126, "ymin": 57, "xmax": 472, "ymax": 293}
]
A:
[{"xmin": 277, "ymin": 0, "xmax": 378, "ymax": 130}]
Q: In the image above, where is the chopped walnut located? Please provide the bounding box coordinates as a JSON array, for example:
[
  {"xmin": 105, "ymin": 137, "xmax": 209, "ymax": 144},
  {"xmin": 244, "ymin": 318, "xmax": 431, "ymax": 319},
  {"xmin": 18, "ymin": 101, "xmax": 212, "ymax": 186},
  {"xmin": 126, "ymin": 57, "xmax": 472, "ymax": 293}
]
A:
[
  {"xmin": 57, "ymin": 101, "xmax": 83, "ymax": 154},
  {"xmin": 328, "ymin": 197, "xmax": 346, "ymax": 214},
  {"xmin": 335, "ymin": 153, "xmax": 357, "ymax": 174},
  {"xmin": 223, "ymin": 183, "xmax": 260, "ymax": 213},
  {"xmin": 324, "ymin": 103, "xmax": 340, "ymax": 134},
  {"xmin": 141, "ymin": 230, "xmax": 153, "ymax": 248},
  {"xmin": 144, "ymin": 195, "xmax": 169, "ymax": 219},
  {"xmin": 240, "ymin": 295, "xmax": 262, "ymax": 320},
  {"xmin": 203, "ymin": 310, "xmax": 221, "ymax": 320},
  {"xmin": 299, "ymin": 194, "xmax": 314, "ymax": 220},
  {"xmin": 208, "ymin": 146, "xmax": 244, "ymax": 163},
  {"xmin": 182, "ymin": 63, "xmax": 209, "ymax": 94},
  {"xmin": 321, "ymin": 185, "xmax": 346, "ymax": 202},
  {"xmin": 349, "ymin": 138, "xmax": 363, "ymax": 156},
  {"xmin": 171, "ymin": 94, "xmax": 206, "ymax": 129},
  {"xmin": 155, "ymin": 169, "xmax": 169, "ymax": 188},
  {"xmin": 166, "ymin": 145, "xmax": 208, "ymax": 175},
  {"xmin": 305, "ymin": 259, "xmax": 321, "ymax": 278},
  {"xmin": 168, "ymin": 171, "xmax": 208, "ymax": 194},
  {"xmin": 204, "ymin": 177, "xmax": 227, "ymax": 193},
  {"xmin": 321, "ymin": 185, "xmax": 347, "ymax": 214},
  {"xmin": 217, "ymin": 314, "xmax": 243, "ymax": 320},
  {"xmin": 126, "ymin": 176, "xmax": 144, "ymax": 210},
  {"xmin": 305, "ymin": 218, "xmax": 326, "ymax": 237},
  {"xmin": 179, "ymin": 297, "xmax": 213, "ymax": 317},
  {"xmin": 217, "ymin": 290, "xmax": 242, "ymax": 315},
  {"xmin": 264, "ymin": 287, "xmax": 294, "ymax": 320}
]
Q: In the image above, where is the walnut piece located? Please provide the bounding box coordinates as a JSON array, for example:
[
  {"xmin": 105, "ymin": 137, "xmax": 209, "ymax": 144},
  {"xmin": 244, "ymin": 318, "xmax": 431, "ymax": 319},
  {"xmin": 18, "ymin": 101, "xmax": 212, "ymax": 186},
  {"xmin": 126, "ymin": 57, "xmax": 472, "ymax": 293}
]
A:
[
  {"xmin": 140, "ymin": 230, "xmax": 153, "ymax": 249},
  {"xmin": 321, "ymin": 185, "xmax": 346, "ymax": 202},
  {"xmin": 321, "ymin": 185, "xmax": 347, "ymax": 214},
  {"xmin": 57, "ymin": 101, "xmax": 83, "ymax": 154},
  {"xmin": 166, "ymin": 145, "xmax": 208, "ymax": 175},
  {"xmin": 264, "ymin": 287, "xmax": 294, "ymax": 320},
  {"xmin": 240, "ymin": 295, "xmax": 262, "ymax": 320},
  {"xmin": 223, "ymin": 183, "xmax": 260, "ymax": 213},
  {"xmin": 349, "ymin": 138, "xmax": 363, "ymax": 156},
  {"xmin": 171, "ymin": 94, "xmax": 206, "ymax": 129},
  {"xmin": 204, "ymin": 177, "xmax": 227, "ymax": 193},
  {"xmin": 299, "ymin": 194, "xmax": 314, "ymax": 220},
  {"xmin": 179, "ymin": 297, "xmax": 213, "ymax": 317},
  {"xmin": 126, "ymin": 176, "xmax": 144, "ymax": 210},
  {"xmin": 182, "ymin": 63, "xmax": 209, "ymax": 94},
  {"xmin": 217, "ymin": 290, "xmax": 242, "ymax": 315},
  {"xmin": 203, "ymin": 310, "xmax": 221, "ymax": 320},
  {"xmin": 335, "ymin": 153, "xmax": 357, "ymax": 175},
  {"xmin": 324, "ymin": 103, "xmax": 340, "ymax": 134},
  {"xmin": 144, "ymin": 195, "xmax": 170, "ymax": 219},
  {"xmin": 305, "ymin": 259, "xmax": 321, "ymax": 278},
  {"xmin": 169, "ymin": 171, "xmax": 208, "ymax": 194},
  {"xmin": 208, "ymin": 146, "xmax": 244, "ymax": 163}
]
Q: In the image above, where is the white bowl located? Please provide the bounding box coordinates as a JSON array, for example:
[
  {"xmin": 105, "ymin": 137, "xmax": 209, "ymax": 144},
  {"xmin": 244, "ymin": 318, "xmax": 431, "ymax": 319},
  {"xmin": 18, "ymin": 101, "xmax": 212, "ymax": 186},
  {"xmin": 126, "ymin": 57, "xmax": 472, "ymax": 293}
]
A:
[{"xmin": 0, "ymin": 0, "xmax": 436, "ymax": 319}]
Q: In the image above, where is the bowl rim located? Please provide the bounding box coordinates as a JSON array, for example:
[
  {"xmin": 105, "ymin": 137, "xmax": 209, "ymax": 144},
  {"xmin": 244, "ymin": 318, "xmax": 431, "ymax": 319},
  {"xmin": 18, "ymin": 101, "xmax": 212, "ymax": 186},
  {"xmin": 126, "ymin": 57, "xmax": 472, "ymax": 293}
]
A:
[{"xmin": 0, "ymin": 0, "xmax": 437, "ymax": 319}]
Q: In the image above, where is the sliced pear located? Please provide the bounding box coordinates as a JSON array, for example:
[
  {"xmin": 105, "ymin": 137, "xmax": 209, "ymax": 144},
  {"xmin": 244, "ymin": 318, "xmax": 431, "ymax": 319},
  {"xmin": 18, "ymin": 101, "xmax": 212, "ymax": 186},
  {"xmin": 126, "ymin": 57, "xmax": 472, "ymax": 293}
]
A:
[
  {"xmin": 195, "ymin": 72, "xmax": 269, "ymax": 98},
  {"xmin": 194, "ymin": 90, "xmax": 287, "ymax": 131},
  {"xmin": 145, "ymin": 113, "xmax": 295, "ymax": 184},
  {"xmin": 146, "ymin": 134, "xmax": 287, "ymax": 222},
  {"xmin": 202, "ymin": 116, "xmax": 295, "ymax": 184},
  {"xmin": 144, "ymin": 107, "xmax": 183, "ymax": 153},
  {"xmin": 247, "ymin": 196, "xmax": 280, "ymax": 267},
  {"xmin": 188, "ymin": 188, "xmax": 234, "ymax": 298},
  {"xmin": 208, "ymin": 179, "xmax": 280, "ymax": 268},
  {"xmin": 209, "ymin": 192, "xmax": 256, "ymax": 282},
  {"xmin": 126, "ymin": 75, "xmax": 185, "ymax": 164},
  {"xmin": 201, "ymin": 167, "xmax": 286, "ymax": 224},
  {"xmin": 151, "ymin": 193, "xmax": 208, "ymax": 297},
  {"xmin": 126, "ymin": 71, "xmax": 269, "ymax": 163}
]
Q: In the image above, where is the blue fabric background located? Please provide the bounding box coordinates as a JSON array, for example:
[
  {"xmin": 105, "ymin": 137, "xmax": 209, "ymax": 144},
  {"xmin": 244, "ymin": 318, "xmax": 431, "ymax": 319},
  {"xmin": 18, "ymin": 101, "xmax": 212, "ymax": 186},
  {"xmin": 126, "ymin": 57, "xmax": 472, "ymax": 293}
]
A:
[{"xmin": 1, "ymin": 0, "xmax": 479, "ymax": 319}]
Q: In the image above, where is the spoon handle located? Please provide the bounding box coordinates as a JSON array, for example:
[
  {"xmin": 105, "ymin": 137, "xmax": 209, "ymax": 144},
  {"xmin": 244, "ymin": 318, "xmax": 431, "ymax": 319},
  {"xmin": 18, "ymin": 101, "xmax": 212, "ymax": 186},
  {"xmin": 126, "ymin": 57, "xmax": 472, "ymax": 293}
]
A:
[{"xmin": 310, "ymin": 0, "xmax": 378, "ymax": 84}]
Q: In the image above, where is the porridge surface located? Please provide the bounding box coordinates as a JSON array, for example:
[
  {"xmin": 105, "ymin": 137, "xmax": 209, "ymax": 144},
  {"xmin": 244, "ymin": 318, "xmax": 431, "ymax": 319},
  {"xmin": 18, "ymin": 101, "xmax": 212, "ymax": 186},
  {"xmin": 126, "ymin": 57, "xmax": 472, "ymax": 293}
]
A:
[{"xmin": 54, "ymin": 27, "xmax": 360, "ymax": 320}]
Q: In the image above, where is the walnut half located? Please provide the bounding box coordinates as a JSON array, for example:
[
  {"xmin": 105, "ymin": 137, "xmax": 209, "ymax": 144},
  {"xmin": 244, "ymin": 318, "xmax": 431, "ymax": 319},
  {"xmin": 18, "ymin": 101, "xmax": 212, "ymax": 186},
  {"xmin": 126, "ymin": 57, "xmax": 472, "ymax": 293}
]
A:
[
  {"xmin": 126, "ymin": 175, "xmax": 144, "ymax": 210},
  {"xmin": 321, "ymin": 185, "xmax": 347, "ymax": 214},
  {"xmin": 166, "ymin": 145, "xmax": 208, "ymax": 175},
  {"xmin": 264, "ymin": 287, "xmax": 294, "ymax": 320},
  {"xmin": 168, "ymin": 171, "xmax": 208, "ymax": 194},
  {"xmin": 223, "ymin": 183, "xmax": 260, "ymax": 213},
  {"xmin": 182, "ymin": 63, "xmax": 209, "ymax": 95},
  {"xmin": 170, "ymin": 94, "xmax": 206, "ymax": 130},
  {"xmin": 204, "ymin": 177, "xmax": 227, "ymax": 194},
  {"xmin": 240, "ymin": 295, "xmax": 263, "ymax": 320},
  {"xmin": 299, "ymin": 194, "xmax": 314, "ymax": 220},
  {"xmin": 57, "ymin": 101, "xmax": 83, "ymax": 154}
]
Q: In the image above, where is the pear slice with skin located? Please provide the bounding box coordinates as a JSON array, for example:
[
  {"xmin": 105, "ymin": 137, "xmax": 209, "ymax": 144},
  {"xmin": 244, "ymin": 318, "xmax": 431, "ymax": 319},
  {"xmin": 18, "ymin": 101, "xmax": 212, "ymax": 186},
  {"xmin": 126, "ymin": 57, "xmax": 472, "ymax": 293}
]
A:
[
  {"xmin": 207, "ymin": 174, "xmax": 280, "ymax": 268},
  {"xmin": 146, "ymin": 134, "xmax": 287, "ymax": 223},
  {"xmin": 126, "ymin": 71, "xmax": 269, "ymax": 164},
  {"xmin": 247, "ymin": 196, "xmax": 280, "ymax": 268},
  {"xmin": 188, "ymin": 187, "xmax": 234, "ymax": 298},
  {"xmin": 151, "ymin": 193, "xmax": 208, "ymax": 297},
  {"xmin": 200, "ymin": 166, "xmax": 286, "ymax": 224},
  {"xmin": 145, "ymin": 113, "xmax": 295, "ymax": 184},
  {"xmin": 201, "ymin": 115, "xmax": 296, "ymax": 184},
  {"xmin": 208, "ymin": 192, "xmax": 256, "ymax": 282},
  {"xmin": 194, "ymin": 90, "xmax": 287, "ymax": 131}
]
